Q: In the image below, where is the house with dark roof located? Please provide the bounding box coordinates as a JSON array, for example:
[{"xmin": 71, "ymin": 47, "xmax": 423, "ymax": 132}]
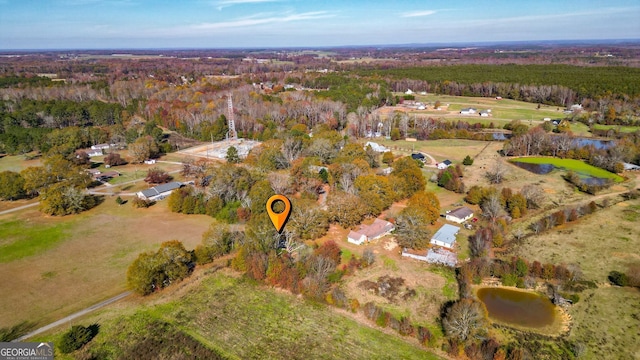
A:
[
  {"xmin": 445, "ymin": 207, "xmax": 474, "ymax": 224},
  {"xmin": 411, "ymin": 153, "xmax": 426, "ymax": 162},
  {"xmin": 430, "ymin": 224, "xmax": 460, "ymax": 249},
  {"xmin": 136, "ymin": 181, "xmax": 184, "ymax": 201},
  {"xmin": 347, "ymin": 219, "xmax": 395, "ymax": 245}
]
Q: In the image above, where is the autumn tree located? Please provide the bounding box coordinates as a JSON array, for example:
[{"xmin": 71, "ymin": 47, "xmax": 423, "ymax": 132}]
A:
[
  {"xmin": 327, "ymin": 191, "xmax": 367, "ymax": 228},
  {"xmin": 354, "ymin": 174, "xmax": 395, "ymax": 216},
  {"xmin": 126, "ymin": 240, "xmax": 194, "ymax": 295},
  {"xmin": 144, "ymin": 167, "xmax": 172, "ymax": 184},
  {"xmin": 128, "ymin": 136, "xmax": 159, "ymax": 163},
  {"xmin": 442, "ymin": 299, "xmax": 488, "ymax": 342},
  {"xmin": 395, "ymin": 192, "xmax": 440, "ymax": 249},
  {"xmin": 194, "ymin": 222, "xmax": 241, "ymax": 264},
  {"xmin": 287, "ymin": 198, "xmax": 329, "ymax": 240},
  {"xmin": 382, "ymin": 151, "xmax": 394, "ymax": 165},
  {"xmin": 104, "ymin": 152, "xmax": 126, "ymax": 166},
  {"xmin": 0, "ymin": 171, "xmax": 26, "ymax": 200},
  {"xmin": 390, "ymin": 156, "xmax": 426, "ymax": 199}
]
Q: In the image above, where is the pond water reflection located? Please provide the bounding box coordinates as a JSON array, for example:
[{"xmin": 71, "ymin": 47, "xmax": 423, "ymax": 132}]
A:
[{"xmin": 477, "ymin": 287, "xmax": 556, "ymax": 328}]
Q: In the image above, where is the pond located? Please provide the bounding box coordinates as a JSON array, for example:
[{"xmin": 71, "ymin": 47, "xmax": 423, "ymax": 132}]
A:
[
  {"xmin": 510, "ymin": 159, "xmax": 613, "ymax": 185},
  {"xmin": 573, "ymin": 138, "xmax": 614, "ymax": 150},
  {"xmin": 477, "ymin": 287, "xmax": 556, "ymax": 328}
]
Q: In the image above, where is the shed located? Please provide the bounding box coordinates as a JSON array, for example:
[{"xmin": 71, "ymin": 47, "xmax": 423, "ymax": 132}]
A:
[{"xmin": 430, "ymin": 224, "xmax": 460, "ymax": 249}]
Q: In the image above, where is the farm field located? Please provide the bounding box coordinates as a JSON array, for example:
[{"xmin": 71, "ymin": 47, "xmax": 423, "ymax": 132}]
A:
[
  {"xmin": 515, "ymin": 197, "xmax": 640, "ymax": 283},
  {"xmin": 0, "ymin": 199, "xmax": 213, "ymax": 329},
  {"xmin": 0, "ymin": 154, "xmax": 42, "ymax": 172},
  {"xmin": 36, "ymin": 270, "xmax": 442, "ymax": 360}
]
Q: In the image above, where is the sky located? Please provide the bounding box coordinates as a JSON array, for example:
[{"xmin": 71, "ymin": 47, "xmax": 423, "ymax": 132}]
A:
[{"xmin": 0, "ymin": 0, "xmax": 639, "ymax": 50}]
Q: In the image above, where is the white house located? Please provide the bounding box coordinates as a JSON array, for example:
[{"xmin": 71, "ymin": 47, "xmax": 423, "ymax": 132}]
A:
[
  {"xmin": 144, "ymin": 159, "xmax": 157, "ymax": 164},
  {"xmin": 364, "ymin": 141, "xmax": 389, "ymax": 153},
  {"xmin": 479, "ymin": 110, "xmax": 490, "ymax": 117},
  {"xmin": 87, "ymin": 149, "xmax": 103, "ymax": 157},
  {"xmin": 437, "ymin": 160, "xmax": 452, "ymax": 170},
  {"xmin": 430, "ymin": 224, "xmax": 460, "ymax": 249},
  {"xmin": 405, "ymin": 89, "xmax": 413, "ymax": 95},
  {"xmin": 446, "ymin": 207, "xmax": 474, "ymax": 224},
  {"xmin": 137, "ymin": 181, "xmax": 184, "ymax": 201},
  {"xmin": 460, "ymin": 108, "xmax": 477, "ymax": 115},
  {"xmin": 91, "ymin": 143, "xmax": 113, "ymax": 150},
  {"xmin": 347, "ymin": 219, "xmax": 395, "ymax": 245}
]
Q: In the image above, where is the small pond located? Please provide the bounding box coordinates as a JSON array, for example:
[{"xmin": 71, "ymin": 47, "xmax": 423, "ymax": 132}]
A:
[
  {"xmin": 477, "ymin": 287, "xmax": 556, "ymax": 328},
  {"xmin": 573, "ymin": 138, "xmax": 614, "ymax": 150},
  {"xmin": 510, "ymin": 160, "xmax": 611, "ymax": 185},
  {"xmin": 510, "ymin": 161, "xmax": 555, "ymax": 175}
]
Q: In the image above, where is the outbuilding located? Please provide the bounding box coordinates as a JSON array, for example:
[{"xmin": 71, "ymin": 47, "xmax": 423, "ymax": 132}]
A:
[{"xmin": 430, "ymin": 224, "xmax": 460, "ymax": 249}]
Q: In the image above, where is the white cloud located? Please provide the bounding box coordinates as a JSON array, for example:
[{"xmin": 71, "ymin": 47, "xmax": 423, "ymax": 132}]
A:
[
  {"xmin": 401, "ymin": 10, "xmax": 437, "ymax": 18},
  {"xmin": 214, "ymin": 0, "xmax": 281, "ymax": 10},
  {"xmin": 192, "ymin": 11, "xmax": 335, "ymax": 30}
]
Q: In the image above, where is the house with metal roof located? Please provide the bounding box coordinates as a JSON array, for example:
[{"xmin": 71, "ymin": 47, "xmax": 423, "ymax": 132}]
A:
[
  {"xmin": 430, "ymin": 224, "xmax": 460, "ymax": 249},
  {"xmin": 136, "ymin": 181, "xmax": 184, "ymax": 201}
]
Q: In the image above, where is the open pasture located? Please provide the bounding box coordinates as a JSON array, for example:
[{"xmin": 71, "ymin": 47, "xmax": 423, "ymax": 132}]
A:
[{"xmin": 0, "ymin": 199, "xmax": 213, "ymax": 329}]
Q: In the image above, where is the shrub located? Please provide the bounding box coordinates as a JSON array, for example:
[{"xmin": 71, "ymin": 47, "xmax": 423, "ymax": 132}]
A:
[
  {"xmin": 132, "ymin": 197, "xmax": 153, "ymax": 208},
  {"xmin": 608, "ymin": 270, "xmax": 629, "ymax": 286},
  {"xmin": 58, "ymin": 325, "xmax": 97, "ymax": 354},
  {"xmin": 463, "ymin": 155, "xmax": 474, "ymax": 166}
]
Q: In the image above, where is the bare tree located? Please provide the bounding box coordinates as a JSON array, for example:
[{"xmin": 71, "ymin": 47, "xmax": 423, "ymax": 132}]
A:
[
  {"xmin": 485, "ymin": 158, "xmax": 509, "ymax": 184},
  {"xmin": 520, "ymin": 184, "xmax": 545, "ymax": 209},
  {"xmin": 442, "ymin": 299, "xmax": 488, "ymax": 342},
  {"xmin": 268, "ymin": 173, "xmax": 292, "ymax": 195},
  {"xmin": 481, "ymin": 193, "xmax": 504, "ymax": 223}
]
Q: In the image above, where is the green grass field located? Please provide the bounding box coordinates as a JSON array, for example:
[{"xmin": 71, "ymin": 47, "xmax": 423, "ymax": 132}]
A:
[
  {"xmin": 510, "ymin": 157, "xmax": 624, "ymax": 182},
  {"xmin": 592, "ymin": 124, "xmax": 640, "ymax": 133},
  {"xmin": 0, "ymin": 218, "xmax": 74, "ymax": 263},
  {"xmin": 0, "ymin": 155, "xmax": 42, "ymax": 172},
  {"xmin": 38, "ymin": 272, "xmax": 441, "ymax": 360}
]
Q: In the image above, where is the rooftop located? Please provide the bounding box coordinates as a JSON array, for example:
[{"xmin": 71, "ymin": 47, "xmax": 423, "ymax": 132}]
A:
[
  {"xmin": 432, "ymin": 224, "xmax": 460, "ymax": 246},
  {"xmin": 448, "ymin": 207, "xmax": 473, "ymax": 220}
]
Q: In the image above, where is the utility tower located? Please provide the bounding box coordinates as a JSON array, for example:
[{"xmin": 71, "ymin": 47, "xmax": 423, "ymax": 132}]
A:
[{"xmin": 227, "ymin": 94, "xmax": 238, "ymax": 140}]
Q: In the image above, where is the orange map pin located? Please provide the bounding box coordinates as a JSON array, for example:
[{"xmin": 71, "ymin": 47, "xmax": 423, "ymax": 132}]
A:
[{"xmin": 266, "ymin": 194, "xmax": 291, "ymax": 233}]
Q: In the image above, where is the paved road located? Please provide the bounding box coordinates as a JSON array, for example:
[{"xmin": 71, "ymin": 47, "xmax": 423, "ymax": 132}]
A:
[
  {"xmin": 0, "ymin": 202, "xmax": 39, "ymax": 216},
  {"xmin": 13, "ymin": 291, "xmax": 132, "ymax": 342}
]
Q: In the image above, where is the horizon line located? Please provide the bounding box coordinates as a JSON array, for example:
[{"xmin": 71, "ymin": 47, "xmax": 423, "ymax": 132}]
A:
[{"xmin": 1, "ymin": 38, "xmax": 639, "ymax": 53}]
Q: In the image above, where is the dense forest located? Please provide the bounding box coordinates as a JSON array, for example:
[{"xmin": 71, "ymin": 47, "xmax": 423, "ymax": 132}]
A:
[{"xmin": 359, "ymin": 65, "xmax": 640, "ymax": 105}]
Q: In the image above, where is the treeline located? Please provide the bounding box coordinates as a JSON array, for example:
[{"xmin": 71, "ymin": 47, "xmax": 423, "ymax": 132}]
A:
[
  {"xmin": 0, "ymin": 75, "xmax": 56, "ymax": 88},
  {"xmin": 360, "ymin": 64, "xmax": 640, "ymax": 103},
  {"xmin": 1, "ymin": 99, "xmax": 128, "ymax": 129},
  {"xmin": 306, "ymin": 74, "xmax": 393, "ymax": 112},
  {"xmin": 504, "ymin": 122, "xmax": 640, "ymax": 169}
]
